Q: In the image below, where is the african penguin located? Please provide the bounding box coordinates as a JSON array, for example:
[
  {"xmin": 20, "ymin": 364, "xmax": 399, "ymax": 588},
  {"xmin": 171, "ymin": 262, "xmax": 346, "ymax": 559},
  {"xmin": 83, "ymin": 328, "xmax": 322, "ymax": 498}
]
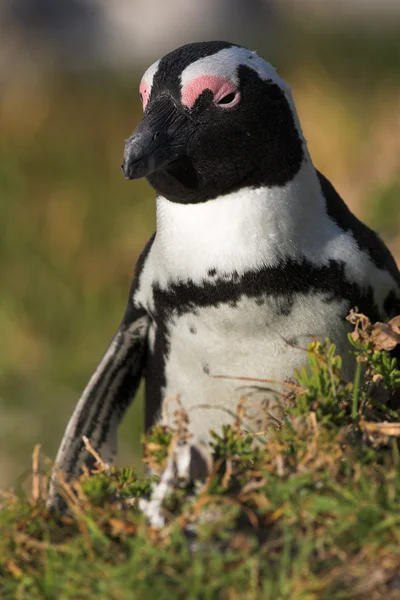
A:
[{"xmin": 48, "ymin": 40, "xmax": 400, "ymax": 507}]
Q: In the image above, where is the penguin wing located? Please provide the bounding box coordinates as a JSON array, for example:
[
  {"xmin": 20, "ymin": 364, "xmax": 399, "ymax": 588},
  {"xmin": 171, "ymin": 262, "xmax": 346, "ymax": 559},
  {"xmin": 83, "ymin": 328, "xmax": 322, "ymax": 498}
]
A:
[
  {"xmin": 48, "ymin": 238, "xmax": 155, "ymax": 510},
  {"xmin": 317, "ymin": 170, "xmax": 400, "ymax": 291},
  {"xmin": 47, "ymin": 305, "xmax": 149, "ymax": 509}
]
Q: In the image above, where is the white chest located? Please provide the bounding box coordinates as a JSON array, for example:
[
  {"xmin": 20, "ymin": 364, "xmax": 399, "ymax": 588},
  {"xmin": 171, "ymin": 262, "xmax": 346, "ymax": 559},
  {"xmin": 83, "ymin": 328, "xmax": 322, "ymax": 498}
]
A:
[{"xmin": 156, "ymin": 291, "xmax": 353, "ymax": 442}]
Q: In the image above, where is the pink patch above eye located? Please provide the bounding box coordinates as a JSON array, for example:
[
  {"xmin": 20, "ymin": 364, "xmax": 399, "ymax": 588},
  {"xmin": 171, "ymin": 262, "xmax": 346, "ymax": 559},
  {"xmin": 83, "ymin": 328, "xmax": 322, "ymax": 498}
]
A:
[
  {"xmin": 139, "ymin": 80, "xmax": 150, "ymax": 109},
  {"xmin": 181, "ymin": 75, "xmax": 239, "ymax": 109}
]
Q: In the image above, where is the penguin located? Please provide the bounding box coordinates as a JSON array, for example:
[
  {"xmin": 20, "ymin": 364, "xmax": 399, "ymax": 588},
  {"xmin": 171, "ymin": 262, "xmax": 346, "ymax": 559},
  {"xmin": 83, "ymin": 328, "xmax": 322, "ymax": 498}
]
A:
[{"xmin": 48, "ymin": 41, "xmax": 400, "ymax": 507}]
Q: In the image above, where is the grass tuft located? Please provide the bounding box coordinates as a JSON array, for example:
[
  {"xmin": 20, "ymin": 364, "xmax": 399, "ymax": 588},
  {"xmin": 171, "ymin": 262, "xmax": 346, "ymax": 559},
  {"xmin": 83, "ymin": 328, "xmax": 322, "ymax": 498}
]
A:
[{"xmin": 1, "ymin": 314, "xmax": 400, "ymax": 599}]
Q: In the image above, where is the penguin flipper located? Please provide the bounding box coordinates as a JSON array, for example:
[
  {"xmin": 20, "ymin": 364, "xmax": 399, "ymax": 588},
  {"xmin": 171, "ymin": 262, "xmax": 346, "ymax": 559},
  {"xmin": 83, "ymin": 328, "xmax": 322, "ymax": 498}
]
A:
[{"xmin": 47, "ymin": 308, "xmax": 149, "ymax": 510}]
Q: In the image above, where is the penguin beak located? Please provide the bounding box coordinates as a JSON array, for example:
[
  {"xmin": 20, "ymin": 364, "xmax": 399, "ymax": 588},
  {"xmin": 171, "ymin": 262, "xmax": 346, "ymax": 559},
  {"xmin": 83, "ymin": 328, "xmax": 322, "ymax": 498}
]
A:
[{"xmin": 122, "ymin": 96, "xmax": 192, "ymax": 180}]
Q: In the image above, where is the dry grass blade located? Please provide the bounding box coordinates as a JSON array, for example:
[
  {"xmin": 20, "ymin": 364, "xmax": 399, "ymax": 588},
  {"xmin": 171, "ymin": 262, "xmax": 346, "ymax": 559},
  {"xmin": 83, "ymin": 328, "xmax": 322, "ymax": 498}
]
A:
[
  {"xmin": 6, "ymin": 560, "xmax": 23, "ymax": 578},
  {"xmin": 82, "ymin": 436, "xmax": 109, "ymax": 472},
  {"xmin": 241, "ymin": 478, "xmax": 267, "ymax": 495},
  {"xmin": 31, "ymin": 444, "xmax": 41, "ymax": 504},
  {"xmin": 161, "ymin": 394, "xmax": 181, "ymax": 427},
  {"xmin": 360, "ymin": 420, "xmax": 400, "ymax": 436},
  {"xmin": 221, "ymin": 458, "xmax": 233, "ymax": 490},
  {"xmin": 212, "ymin": 373, "xmax": 302, "ymax": 392},
  {"xmin": 14, "ymin": 532, "xmax": 74, "ymax": 554}
]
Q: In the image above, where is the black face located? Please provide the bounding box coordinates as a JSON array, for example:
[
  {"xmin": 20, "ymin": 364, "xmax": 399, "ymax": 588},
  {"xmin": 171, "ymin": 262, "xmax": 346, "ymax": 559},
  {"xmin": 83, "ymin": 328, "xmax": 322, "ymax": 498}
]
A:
[{"xmin": 122, "ymin": 42, "xmax": 304, "ymax": 204}]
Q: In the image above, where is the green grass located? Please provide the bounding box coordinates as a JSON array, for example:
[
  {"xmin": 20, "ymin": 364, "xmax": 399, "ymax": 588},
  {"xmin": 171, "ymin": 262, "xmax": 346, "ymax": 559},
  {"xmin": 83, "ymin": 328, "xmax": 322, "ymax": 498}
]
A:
[{"xmin": 1, "ymin": 322, "xmax": 400, "ymax": 599}]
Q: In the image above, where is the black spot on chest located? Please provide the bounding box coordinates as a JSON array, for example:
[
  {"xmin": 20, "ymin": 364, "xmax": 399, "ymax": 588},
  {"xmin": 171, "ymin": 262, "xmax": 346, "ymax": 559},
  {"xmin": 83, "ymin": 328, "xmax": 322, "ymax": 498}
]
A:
[{"xmin": 275, "ymin": 296, "xmax": 294, "ymax": 316}]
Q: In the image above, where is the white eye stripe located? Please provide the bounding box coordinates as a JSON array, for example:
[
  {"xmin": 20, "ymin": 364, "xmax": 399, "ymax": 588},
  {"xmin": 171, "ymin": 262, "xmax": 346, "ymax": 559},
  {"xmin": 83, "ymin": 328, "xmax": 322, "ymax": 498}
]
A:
[
  {"xmin": 180, "ymin": 47, "xmax": 289, "ymax": 92},
  {"xmin": 140, "ymin": 59, "xmax": 160, "ymax": 98}
]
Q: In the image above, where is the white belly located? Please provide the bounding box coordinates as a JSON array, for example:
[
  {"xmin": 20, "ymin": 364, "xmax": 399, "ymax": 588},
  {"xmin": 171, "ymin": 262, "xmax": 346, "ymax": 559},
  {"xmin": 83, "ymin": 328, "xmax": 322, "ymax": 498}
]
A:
[{"xmin": 159, "ymin": 292, "xmax": 354, "ymax": 442}]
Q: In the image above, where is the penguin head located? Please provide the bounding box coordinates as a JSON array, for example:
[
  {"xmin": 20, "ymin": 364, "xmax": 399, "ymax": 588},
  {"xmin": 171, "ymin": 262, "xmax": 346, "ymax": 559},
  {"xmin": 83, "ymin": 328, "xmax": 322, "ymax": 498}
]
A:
[{"xmin": 123, "ymin": 41, "xmax": 305, "ymax": 204}]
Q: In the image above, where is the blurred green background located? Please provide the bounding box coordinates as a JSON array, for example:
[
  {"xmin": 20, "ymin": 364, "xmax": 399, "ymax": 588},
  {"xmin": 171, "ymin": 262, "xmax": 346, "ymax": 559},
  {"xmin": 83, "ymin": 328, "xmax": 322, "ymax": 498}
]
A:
[{"xmin": 0, "ymin": 4, "xmax": 400, "ymax": 488}]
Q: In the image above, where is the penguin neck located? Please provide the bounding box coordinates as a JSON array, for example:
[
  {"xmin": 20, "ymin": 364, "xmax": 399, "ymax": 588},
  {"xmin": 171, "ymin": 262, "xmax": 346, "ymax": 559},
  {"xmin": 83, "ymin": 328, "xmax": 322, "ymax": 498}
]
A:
[{"xmin": 154, "ymin": 158, "xmax": 329, "ymax": 283}]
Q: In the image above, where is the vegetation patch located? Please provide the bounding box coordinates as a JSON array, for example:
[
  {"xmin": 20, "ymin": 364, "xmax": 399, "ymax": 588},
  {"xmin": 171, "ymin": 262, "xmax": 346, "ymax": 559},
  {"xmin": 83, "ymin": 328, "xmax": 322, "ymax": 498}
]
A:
[{"xmin": 1, "ymin": 313, "xmax": 400, "ymax": 599}]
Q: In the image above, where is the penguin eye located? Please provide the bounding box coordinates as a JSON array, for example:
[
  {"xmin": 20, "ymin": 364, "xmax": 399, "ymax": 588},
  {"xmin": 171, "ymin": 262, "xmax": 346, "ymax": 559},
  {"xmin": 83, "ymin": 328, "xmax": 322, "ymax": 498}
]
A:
[
  {"xmin": 215, "ymin": 91, "xmax": 240, "ymax": 108},
  {"xmin": 218, "ymin": 93, "xmax": 235, "ymax": 104}
]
